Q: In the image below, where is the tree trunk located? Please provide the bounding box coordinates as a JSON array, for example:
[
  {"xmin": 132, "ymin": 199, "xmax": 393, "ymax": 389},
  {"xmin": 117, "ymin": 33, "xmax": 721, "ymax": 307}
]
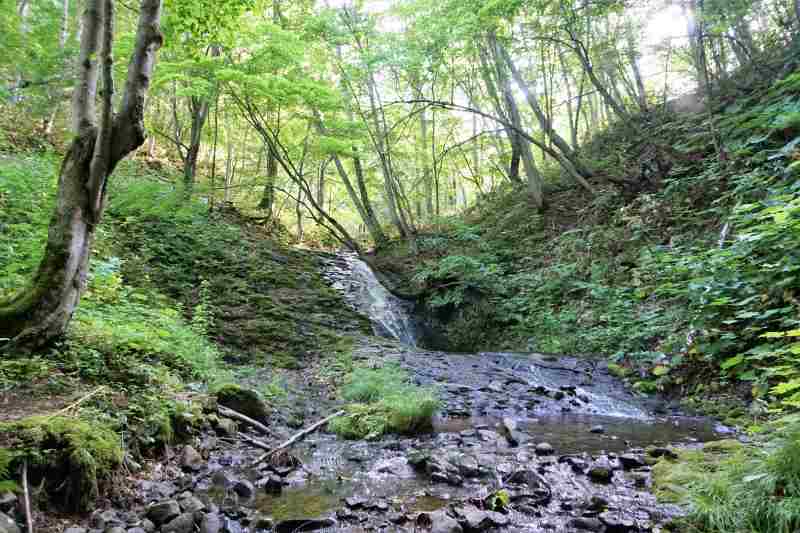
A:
[{"xmin": 0, "ymin": 0, "xmax": 162, "ymax": 350}]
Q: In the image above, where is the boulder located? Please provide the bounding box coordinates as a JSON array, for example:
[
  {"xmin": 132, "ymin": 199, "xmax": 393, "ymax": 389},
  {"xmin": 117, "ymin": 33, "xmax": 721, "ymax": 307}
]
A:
[
  {"xmin": 535, "ymin": 442, "xmax": 555, "ymax": 456},
  {"xmin": 180, "ymin": 446, "xmax": 204, "ymax": 472},
  {"xmin": 146, "ymin": 500, "xmax": 181, "ymax": 526},
  {"xmin": 215, "ymin": 385, "xmax": 270, "ymax": 423},
  {"xmin": 417, "ymin": 511, "xmax": 463, "ymax": 533},
  {"xmin": 161, "ymin": 513, "xmax": 196, "ymax": 533},
  {"xmin": 199, "ymin": 513, "xmax": 222, "ymax": 533}
]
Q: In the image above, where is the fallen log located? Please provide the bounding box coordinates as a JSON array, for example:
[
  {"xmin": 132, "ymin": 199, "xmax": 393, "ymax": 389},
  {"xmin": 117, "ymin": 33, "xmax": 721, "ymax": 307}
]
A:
[
  {"xmin": 249, "ymin": 410, "xmax": 344, "ymax": 467},
  {"xmin": 218, "ymin": 405, "xmax": 271, "ymax": 435}
]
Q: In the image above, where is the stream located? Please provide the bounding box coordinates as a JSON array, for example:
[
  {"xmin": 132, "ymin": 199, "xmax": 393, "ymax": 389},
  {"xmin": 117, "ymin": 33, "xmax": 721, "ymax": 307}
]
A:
[
  {"xmin": 229, "ymin": 254, "xmax": 728, "ymax": 532},
  {"xmin": 119, "ymin": 253, "xmax": 731, "ymax": 533}
]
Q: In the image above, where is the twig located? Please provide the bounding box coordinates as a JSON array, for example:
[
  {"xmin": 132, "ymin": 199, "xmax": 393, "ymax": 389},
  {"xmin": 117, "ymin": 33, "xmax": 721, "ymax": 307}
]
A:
[
  {"xmin": 22, "ymin": 460, "xmax": 34, "ymax": 533},
  {"xmin": 218, "ymin": 406, "xmax": 271, "ymax": 436},
  {"xmin": 249, "ymin": 410, "xmax": 344, "ymax": 467},
  {"xmin": 54, "ymin": 386, "xmax": 106, "ymax": 416}
]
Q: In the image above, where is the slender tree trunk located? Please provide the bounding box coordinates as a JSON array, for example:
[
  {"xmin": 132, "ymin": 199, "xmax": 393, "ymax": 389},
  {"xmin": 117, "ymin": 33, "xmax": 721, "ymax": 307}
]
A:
[{"xmin": 0, "ymin": 0, "xmax": 162, "ymax": 350}]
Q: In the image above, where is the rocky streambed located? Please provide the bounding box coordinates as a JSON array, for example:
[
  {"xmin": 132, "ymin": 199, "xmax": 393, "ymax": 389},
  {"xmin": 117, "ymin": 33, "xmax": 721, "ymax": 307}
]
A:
[{"xmin": 28, "ymin": 254, "xmax": 735, "ymax": 533}]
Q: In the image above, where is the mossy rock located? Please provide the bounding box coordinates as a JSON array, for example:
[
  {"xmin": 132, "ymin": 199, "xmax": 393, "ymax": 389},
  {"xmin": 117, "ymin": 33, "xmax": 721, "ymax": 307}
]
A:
[
  {"xmin": 0, "ymin": 416, "xmax": 123, "ymax": 512},
  {"xmin": 216, "ymin": 384, "xmax": 271, "ymax": 423}
]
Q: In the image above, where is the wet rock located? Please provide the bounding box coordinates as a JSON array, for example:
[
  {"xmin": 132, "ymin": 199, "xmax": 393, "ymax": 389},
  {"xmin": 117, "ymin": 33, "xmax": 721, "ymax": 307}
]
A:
[
  {"xmin": 64, "ymin": 528, "xmax": 86, "ymax": 533},
  {"xmin": 161, "ymin": 512, "xmax": 195, "ymax": 533},
  {"xmin": 345, "ymin": 495, "xmax": 368, "ymax": 509},
  {"xmin": 426, "ymin": 456, "xmax": 463, "ymax": 485},
  {"xmin": 127, "ymin": 528, "xmax": 147, "ymax": 533},
  {"xmin": 372, "ymin": 456, "xmax": 413, "ymax": 477},
  {"xmin": 256, "ymin": 475, "xmax": 283, "ymax": 494},
  {"xmin": 139, "ymin": 480, "xmax": 178, "ymax": 502},
  {"xmin": 586, "ymin": 495, "xmax": 608, "ymax": 511},
  {"xmin": 146, "ymin": 500, "xmax": 180, "ymax": 526},
  {"xmin": 0, "ymin": 493, "xmax": 16, "ymax": 514},
  {"xmin": 631, "ymin": 472, "xmax": 649, "ymax": 488},
  {"xmin": 274, "ymin": 518, "xmax": 335, "ymax": 532},
  {"xmin": 646, "ymin": 446, "xmax": 678, "ymax": 459},
  {"xmin": 233, "ymin": 479, "xmax": 255, "ymax": 499},
  {"xmin": 560, "ymin": 456, "xmax": 588, "ymax": 473},
  {"xmin": 212, "ymin": 471, "xmax": 236, "ymax": 488},
  {"xmin": 407, "ymin": 450, "xmax": 430, "ymax": 470},
  {"xmin": 590, "ymin": 425, "xmax": 605, "ymax": 434},
  {"xmin": 251, "ymin": 514, "xmax": 274, "ymax": 531},
  {"xmin": 213, "ymin": 418, "xmax": 238, "ymax": 437},
  {"xmin": 91, "ymin": 510, "xmax": 124, "ymax": 530},
  {"xmin": 0, "ymin": 514, "xmax": 21, "ymax": 533},
  {"xmin": 417, "ymin": 511, "xmax": 463, "ymax": 533},
  {"xmin": 141, "ymin": 519, "xmax": 155, "ymax": 533},
  {"xmin": 105, "ymin": 527, "xmax": 126, "ymax": 533},
  {"xmin": 568, "ymin": 517, "xmax": 604, "ymax": 531},
  {"xmin": 619, "ymin": 454, "xmax": 646, "ymax": 470},
  {"xmin": 220, "ymin": 516, "xmax": 244, "ymax": 533},
  {"xmin": 600, "ymin": 512, "xmax": 636, "ymax": 532},
  {"xmin": 535, "ymin": 442, "xmax": 555, "ymax": 455},
  {"xmin": 456, "ymin": 506, "xmax": 508, "ymax": 532},
  {"xmin": 180, "ymin": 445, "xmax": 204, "ymax": 472},
  {"xmin": 588, "ymin": 459, "xmax": 614, "ymax": 484},
  {"xmin": 216, "ymin": 385, "xmax": 270, "ymax": 423},
  {"xmin": 453, "ymin": 454, "xmax": 480, "ymax": 478},
  {"xmin": 199, "ymin": 513, "xmax": 222, "ymax": 533},
  {"xmin": 179, "ymin": 495, "xmax": 206, "ymax": 513}
]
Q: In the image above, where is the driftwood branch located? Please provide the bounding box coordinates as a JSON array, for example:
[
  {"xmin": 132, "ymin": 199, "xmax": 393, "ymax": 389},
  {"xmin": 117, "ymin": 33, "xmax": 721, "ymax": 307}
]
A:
[
  {"xmin": 218, "ymin": 405, "xmax": 271, "ymax": 436},
  {"xmin": 22, "ymin": 460, "xmax": 34, "ymax": 533},
  {"xmin": 238, "ymin": 432, "xmax": 271, "ymax": 451},
  {"xmin": 249, "ymin": 410, "xmax": 344, "ymax": 467}
]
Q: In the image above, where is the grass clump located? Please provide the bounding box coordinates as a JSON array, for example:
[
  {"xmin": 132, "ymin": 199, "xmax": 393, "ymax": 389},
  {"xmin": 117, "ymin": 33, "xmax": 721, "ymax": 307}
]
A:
[
  {"xmin": 330, "ymin": 365, "xmax": 438, "ymax": 440},
  {"xmin": 0, "ymin": 416, "xmax": 123, "ymax": 512},
  {"xmin": 655, "ymin": 420, "xmax": 800, "ymax": 533}
]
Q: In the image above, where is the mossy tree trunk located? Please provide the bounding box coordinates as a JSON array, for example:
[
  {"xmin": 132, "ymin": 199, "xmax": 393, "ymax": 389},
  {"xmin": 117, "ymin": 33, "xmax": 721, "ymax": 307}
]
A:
[{"xmin": 0, "ymin": 0, "xmax": 163, "ymax": 351}]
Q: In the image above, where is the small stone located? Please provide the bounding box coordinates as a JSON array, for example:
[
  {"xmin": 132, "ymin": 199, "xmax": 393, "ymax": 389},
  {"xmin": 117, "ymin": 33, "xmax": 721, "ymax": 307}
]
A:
[
  {"xmin": 180, "ymin": 445, "xmax": 204, "ymax": 472},
  {"xmin": 233, "ymin": 479, "xmax": 255, "ymax": 499},
  {"xmin": 64, "ymin": 528, "xmax": 87, "ymax": 533},
  {"xmin": 126, "ymin": 528, "xmax": 146, "ymax": 533},
  {"xmin": 646, "ymin": 446, "xmax": 678, "ymax": 459},
  {"xmin": 600, "ymin": 512, "xmax": 636, "ymax": 532},
  {"xmin": 590, "ymin": 425, "xmax": 605, "ymax": 434},
  {"xmin": 161, "ymin": 513, "xmax": 196, "ymax": 533},
  {"xmin": 199, "ymin": 513, "xmax": 222, "ymax": 533},
  {"xmin": 104, "ymin": 527, "xmax": 126, "ymax": 533},
  {"xmin": 535, "ymin": 442, "xmax": 555, "ymax": 455},
  {"xmin": 146, "ymin": 500, "xmax": 181, "ymax": 526},
  {"xmin": 141, "ymin": 519, "xmax": 155, "ymax": 533}
]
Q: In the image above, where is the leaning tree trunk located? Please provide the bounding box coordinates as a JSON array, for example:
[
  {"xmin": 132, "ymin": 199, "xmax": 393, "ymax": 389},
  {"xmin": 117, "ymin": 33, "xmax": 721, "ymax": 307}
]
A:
[{"xmin": 0, "ymin": 0, "xmax": 163, "ymax": 351}]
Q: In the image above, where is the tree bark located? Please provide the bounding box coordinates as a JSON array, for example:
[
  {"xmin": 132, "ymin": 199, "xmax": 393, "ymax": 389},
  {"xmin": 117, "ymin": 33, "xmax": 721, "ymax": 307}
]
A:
[{"xmin": 0, "ymin": 0, "xmax": 163, "ymax": 350}]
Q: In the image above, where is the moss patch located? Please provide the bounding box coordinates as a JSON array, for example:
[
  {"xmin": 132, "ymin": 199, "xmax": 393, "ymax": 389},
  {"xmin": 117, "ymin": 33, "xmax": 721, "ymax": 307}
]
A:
[
  {"xmin": 0, "ymin": 415, "xmax": 123, "ymax": 511},
  {"xmin": 216, "ymin": 384, "xmax": 271, "ymax": 423}
]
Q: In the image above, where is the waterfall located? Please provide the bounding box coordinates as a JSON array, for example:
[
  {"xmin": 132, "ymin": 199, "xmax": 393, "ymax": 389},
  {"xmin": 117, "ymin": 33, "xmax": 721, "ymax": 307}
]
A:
[{"xmin": 325, "ymin": 253, "xmax": 418, "ymax": 346}]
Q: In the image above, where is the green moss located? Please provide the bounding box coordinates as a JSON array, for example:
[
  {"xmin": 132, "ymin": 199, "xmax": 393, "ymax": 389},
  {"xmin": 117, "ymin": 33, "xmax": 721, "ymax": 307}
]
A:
[
  {"xmin": 216, "ymin": 384, "xmax": 271, "ymax": 423},
  {"xmin": 0, "ymin": 415, "xmax": 123, "ymax": 511}
]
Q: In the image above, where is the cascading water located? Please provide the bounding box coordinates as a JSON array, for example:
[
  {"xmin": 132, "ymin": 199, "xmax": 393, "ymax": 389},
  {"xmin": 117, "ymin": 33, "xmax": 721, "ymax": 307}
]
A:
[{"xmin": 324, "ymin": 253, "xmax": 418, "ymax": 347}]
